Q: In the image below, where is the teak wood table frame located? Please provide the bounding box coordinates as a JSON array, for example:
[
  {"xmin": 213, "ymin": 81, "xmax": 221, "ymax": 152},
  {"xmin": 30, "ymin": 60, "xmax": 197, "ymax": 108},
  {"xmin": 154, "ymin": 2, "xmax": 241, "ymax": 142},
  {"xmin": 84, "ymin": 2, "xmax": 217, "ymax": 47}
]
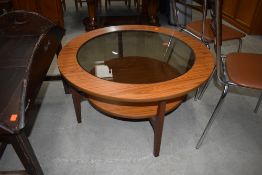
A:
[{"xmin": 58, "ymin": 25, "xmax": 214, "ymax": 157}]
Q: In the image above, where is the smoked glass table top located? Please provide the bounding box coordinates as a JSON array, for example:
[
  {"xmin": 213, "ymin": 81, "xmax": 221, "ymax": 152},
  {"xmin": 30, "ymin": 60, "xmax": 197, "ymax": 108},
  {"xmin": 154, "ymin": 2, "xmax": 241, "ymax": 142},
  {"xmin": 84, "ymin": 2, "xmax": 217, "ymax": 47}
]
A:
[{"xmin": 77, "ymin": 30, "xmax": 195, "ymax": 84}]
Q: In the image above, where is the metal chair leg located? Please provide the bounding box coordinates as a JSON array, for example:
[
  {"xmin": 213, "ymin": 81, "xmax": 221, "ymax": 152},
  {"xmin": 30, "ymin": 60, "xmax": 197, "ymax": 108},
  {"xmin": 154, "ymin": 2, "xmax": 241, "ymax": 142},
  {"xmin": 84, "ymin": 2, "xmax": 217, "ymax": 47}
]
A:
[
  {"xmin": 194, "ymin": 87, "xmax": 200, "ymax": 101},
  {"xmin": 196, "ymin": 85, "xmax": 229, "ymax": 149},
  {"xmin": 254, "ymin": 92, "xmax": 262, "ymax": 113},
  {"xmin": 237, "ymin": 38, "xmax": 242, "ymax": 53},
  {"xmin": 196, "ymin": 66, "xmax": 217, "ymax": 100}
]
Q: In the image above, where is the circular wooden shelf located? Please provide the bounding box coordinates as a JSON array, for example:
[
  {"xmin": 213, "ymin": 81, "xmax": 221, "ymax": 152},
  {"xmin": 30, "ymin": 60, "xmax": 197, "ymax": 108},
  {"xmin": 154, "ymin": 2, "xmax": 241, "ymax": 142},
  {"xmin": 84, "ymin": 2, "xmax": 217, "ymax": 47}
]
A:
[{"xmin": 88, "ymin": 96, "xmax": 184, "ymax": 119}]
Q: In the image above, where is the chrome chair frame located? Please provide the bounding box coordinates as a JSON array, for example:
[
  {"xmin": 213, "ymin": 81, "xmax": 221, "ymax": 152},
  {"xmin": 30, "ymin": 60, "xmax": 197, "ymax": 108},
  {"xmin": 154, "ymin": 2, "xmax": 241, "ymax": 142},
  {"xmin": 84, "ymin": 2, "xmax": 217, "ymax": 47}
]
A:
[
  {"xmin": 196, "ymin": 0, "xmax": 261, "ymax": 149},
  {"xmin": 171, "ymin": 0, "xmax": 210, "ymax": 47},
  {"xmin": 254, "ymin": 92, "xmax": 262, "ymax": 113},
  {"xmin": 171, "ymin": 0, "xmax": 244, "ymax": 101}
]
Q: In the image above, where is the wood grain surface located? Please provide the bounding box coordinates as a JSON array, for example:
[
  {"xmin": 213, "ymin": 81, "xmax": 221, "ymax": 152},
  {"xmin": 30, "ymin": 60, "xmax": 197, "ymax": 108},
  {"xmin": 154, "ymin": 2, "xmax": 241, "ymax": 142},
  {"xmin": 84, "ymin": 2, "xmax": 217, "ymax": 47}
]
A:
[
  {"xmin": 58, "ymin": 25, "xmax": 214, "ymax": 103},
  {"xmin": 88, "ymin": 96, "xmax": 184, "ymax": 119}
]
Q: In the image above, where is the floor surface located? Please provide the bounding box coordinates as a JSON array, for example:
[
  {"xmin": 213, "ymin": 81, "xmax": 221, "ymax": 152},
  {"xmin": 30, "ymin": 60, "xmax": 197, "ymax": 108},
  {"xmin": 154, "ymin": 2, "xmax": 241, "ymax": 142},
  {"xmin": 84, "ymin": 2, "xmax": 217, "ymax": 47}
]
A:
[{"xmin": 0, "ymin": 1, "xmax": 262, "ymax": 174}]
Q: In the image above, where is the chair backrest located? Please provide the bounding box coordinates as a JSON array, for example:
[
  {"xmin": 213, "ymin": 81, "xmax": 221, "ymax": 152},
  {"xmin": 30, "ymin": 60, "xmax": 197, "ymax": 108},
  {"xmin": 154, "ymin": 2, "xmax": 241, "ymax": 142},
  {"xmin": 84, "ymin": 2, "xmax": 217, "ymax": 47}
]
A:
[{"xmin": 173, "ymin": 0, "xmax": 214, "ymax": 41}]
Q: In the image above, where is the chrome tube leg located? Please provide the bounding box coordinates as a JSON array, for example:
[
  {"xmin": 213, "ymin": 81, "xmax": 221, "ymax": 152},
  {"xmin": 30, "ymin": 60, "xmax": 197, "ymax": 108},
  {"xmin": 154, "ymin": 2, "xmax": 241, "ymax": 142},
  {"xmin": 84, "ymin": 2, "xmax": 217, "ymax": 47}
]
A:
[
  {"xmin": 254, "ymin": 92, "xmax": 262, "ymax": 113},
  {"xmin": 237, "ymin": 38, "xmax": 242, "ymax": 52},
  {"xmin": 194, "ymin": 88, "xmax": 200, "ymax": 101},
  {"xmin": 197, "ymin": 66, "xmax": 217, "ymax": 100},
  {"xmin": 196, "ymin": 85, "xmax": 229, "ymax": 149}
]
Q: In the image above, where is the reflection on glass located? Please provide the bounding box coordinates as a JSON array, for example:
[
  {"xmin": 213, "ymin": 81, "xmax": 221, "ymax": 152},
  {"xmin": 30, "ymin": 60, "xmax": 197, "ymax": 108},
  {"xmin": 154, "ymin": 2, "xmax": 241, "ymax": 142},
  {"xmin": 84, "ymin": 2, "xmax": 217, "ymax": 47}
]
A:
[{"xmin": 77, "ymin": 31, "xmax": 195, "ymax": 84}]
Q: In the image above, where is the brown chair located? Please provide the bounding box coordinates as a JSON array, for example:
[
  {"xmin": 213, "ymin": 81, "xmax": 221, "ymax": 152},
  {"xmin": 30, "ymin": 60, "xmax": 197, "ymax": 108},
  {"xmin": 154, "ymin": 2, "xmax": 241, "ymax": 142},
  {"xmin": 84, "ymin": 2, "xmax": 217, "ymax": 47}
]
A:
[
  {"xmin": 171, "ymin": 0, "xmax": 246, "ymax": 100},
  {"xmin": 196, "ymin": 0, "xmax": 262, "ymax": 149},
  {"xmin": 105, "ymin": 0, "xmax": 131, "ymax": 10},
  {"xmin": 172, "ymin": 0, "xmax": 245, "ymax": 50}
]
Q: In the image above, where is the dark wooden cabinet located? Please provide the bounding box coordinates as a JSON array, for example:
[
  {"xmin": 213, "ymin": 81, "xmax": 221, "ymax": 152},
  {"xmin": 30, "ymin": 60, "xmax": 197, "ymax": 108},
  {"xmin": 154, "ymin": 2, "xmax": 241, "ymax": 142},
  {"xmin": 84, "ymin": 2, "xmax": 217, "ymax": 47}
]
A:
[
  {"xmin": 223, "ymin": 0, "xmax": 262, "ymax": 35},
  {"xmin": 12, "ymin": 0, "xmax": 64, "ymax": 27}
]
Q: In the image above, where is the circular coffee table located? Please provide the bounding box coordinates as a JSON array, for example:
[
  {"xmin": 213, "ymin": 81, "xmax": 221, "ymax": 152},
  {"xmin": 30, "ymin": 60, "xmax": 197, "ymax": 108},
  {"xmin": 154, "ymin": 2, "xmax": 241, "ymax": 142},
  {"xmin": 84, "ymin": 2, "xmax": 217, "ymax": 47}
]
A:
[{"xmin": 58, "ymin": 25, "xmax": 214, "ymax": 156}]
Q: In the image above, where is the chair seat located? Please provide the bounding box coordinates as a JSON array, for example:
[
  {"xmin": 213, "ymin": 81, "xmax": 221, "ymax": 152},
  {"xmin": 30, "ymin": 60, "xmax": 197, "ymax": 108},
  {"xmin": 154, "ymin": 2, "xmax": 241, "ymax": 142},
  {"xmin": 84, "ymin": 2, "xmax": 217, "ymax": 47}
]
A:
[
  {"xmin": 226, "ymin": 53, "xmax": 262, "ymax": 89},
  {"xmin": 186, "ymin": 19, "xmax": 246, "ymax": 42}
]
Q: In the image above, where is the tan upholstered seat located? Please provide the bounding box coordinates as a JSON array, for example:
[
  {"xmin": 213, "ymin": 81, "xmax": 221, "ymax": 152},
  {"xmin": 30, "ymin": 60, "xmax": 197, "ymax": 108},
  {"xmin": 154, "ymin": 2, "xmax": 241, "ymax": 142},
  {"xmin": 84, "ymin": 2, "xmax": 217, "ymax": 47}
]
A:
[
  {"xmin": 226, "ymin": 53, "xmax": 262, "ymax": 89},
  {"xmin": 186, "ymin": 19, "xmax": 246, "ymax": 43}
]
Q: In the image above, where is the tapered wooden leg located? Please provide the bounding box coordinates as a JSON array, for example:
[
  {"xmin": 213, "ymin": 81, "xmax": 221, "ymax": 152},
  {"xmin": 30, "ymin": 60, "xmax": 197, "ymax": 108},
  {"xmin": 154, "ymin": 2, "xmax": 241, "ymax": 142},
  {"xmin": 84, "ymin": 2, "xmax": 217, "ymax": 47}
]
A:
[
  {"xmin": 70, "ymin": 88, "xmax": 82, "ymax": 123},
  {"xmin": 61, "ymin": 78, "xmax": 70, "ymax": 94},
  {"xmin": 10, "ymin": 132, "xmax": 44, "ymax": 175},
  {"xmin": 149, "ymin": 101, "xmax": 166, "ymax": 157},
  {"xmin": 0, "ymin": 142, "xmax": 7, "ymax": 159}
]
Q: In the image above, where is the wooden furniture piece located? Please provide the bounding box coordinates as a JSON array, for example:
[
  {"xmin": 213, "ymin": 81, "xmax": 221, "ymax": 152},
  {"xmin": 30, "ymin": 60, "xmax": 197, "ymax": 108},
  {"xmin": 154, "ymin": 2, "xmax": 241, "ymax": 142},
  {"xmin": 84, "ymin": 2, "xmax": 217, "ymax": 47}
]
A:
[
  {"xmin": 105, "ymin": 0, "xmax": 131, "ymax": 9},
  {"xmin": 11, "ymin": 0, "xmax": 64, "ymax": 27},
  {"xmin": 58, "ymin": 25, "xmax": 214, "ymax": 157},
  {"xmin": 83, "ymin": 0, "xmax": 159, "ymax": 31},
  {"xmin": 61, "ymin": 0, "xmax": 66, "ymax": 11},
  {"xmin": 75, "ymin": 0, "xmax": 84, "ymax": 11},
  {"xmin": 0, "ymin": 11, "xmax": 64, "ymax": 174},
  {"xmin": 0, "ymin": 0, "xmax": 12, "ymax": 14},
  {"xmin": 196, "ymin": 0, "xmax": 262, "ymax": 149},
  {"xmin": 222, "ymin": 0, "xmax": 262, "ymax": 35}
]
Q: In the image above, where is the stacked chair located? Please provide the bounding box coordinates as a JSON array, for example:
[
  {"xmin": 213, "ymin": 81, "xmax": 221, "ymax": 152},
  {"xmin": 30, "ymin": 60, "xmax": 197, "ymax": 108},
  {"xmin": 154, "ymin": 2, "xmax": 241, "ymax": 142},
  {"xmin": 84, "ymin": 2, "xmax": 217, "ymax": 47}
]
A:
[
  {"xmin": 195, "ymin": 0, "xmax": 262, "ymax": 148},
  {"xmin": 171, "ymin": 0, "xmax": 246, "ymax": 100}
]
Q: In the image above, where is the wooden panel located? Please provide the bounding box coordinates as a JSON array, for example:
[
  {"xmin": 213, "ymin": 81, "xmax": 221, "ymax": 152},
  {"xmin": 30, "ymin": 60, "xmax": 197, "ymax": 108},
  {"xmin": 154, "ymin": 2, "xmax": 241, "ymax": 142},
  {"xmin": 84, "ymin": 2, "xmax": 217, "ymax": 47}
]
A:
[
  {"xmin": 235, "ymin": 0, "xmax": 258, "ymax": 27},
  {"xmin": 251, "ymin": 1, "xmax": 262, "ymax": 34},
  {"xmin": 12, "ymin": 0, "xmax": 37, "ymax": 11},
  {"xmin": 36, "ymin": 0, "xmax": 64, "ymax": 26},
  {"xmin": 222, "ymin": 0, "xmax": 238, "ymax": 18},
  {"xmin": 11, "ymin": 0, "xmax": 64, "ymax": 27},
  {"xmin": 223, "ymin": 0, "xmax": 262, "ymax": 34}
]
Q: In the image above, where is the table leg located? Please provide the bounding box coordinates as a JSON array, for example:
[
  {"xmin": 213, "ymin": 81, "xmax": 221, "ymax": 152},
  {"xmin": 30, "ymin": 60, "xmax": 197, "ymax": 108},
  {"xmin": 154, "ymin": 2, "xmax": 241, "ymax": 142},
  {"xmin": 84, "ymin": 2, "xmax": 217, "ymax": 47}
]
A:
[
  {"xmin": 70, "ymin": 87, "xmax": 83, "ymax": 123},
  {"xmin": 10, "ymin": 132, "xmax": 44, "ymax": 175},
  {"xmin": 148, "ymin": 0, "xmax": 159, "ymax": 25},
  {"xmin": 117, "ymin": 32, "xmax": 123, "ymax": 58},
  {"xmin": 142, "ymin": 0, "xmax": 159, "ymax": 26},
  {"xmin": 84, "ymin": 0, "xmax": 98, "ymax": 31},
  {"xmin": 149, "ymin": 101, "xmax": 166, "ymax": 157},
  {"xmin": 0, "ymin": 142, "xmax": 7, "ymax": 159}
]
